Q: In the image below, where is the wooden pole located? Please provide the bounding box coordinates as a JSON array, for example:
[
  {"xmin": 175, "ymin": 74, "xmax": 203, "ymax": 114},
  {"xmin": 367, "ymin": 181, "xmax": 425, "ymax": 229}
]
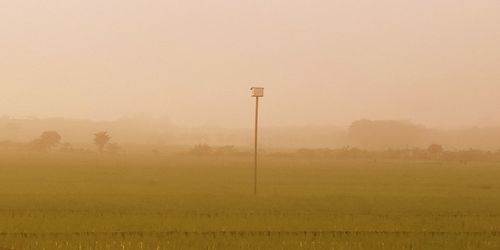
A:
[{"xmin": 254, "ymin": 96, "xmax": 259, "ymax": 195}]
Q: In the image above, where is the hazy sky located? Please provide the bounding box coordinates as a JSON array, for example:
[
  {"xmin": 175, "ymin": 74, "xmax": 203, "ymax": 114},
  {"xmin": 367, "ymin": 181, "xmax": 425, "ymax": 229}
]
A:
[{"xmin": 1, "ymin": 0, "xmax": 499, "ymax": 128}]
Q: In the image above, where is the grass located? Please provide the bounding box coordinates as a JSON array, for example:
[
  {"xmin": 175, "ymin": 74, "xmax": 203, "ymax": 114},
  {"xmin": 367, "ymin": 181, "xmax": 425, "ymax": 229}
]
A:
[{"xmin": 0, "ymin": 152, "xmax": 500, "ymax": 249}]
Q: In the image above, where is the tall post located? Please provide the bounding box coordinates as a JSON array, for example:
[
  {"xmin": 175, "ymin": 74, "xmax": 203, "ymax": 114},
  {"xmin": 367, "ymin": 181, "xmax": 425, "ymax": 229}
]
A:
[
  {"xmin": 254, "ymin": 97, "xmax": 260, "ymax": 195},
  {"xmin": 250, "ymin": 87, "xmax": 263, "ymax": 195}
]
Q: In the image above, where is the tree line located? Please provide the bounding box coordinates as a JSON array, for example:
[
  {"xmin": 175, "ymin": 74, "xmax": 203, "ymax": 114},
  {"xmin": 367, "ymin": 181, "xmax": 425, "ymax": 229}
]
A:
[
  {"xmin": 290, "ymin": 144, "xmax": 499, "ymax": 163},
  {"xmin": 28, "ymin": 130, "xmax": 119, "ymax": 153}
]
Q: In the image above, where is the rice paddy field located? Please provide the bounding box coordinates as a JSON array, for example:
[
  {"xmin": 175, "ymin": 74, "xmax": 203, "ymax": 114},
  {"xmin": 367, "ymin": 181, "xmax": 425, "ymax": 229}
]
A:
[{"xmin": 1, "ymin": 151, "xmax": 500, "ymax": 249}]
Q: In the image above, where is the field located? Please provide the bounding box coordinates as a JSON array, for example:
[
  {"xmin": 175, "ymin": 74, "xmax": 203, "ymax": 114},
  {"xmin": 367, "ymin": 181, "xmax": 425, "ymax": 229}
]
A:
[{"xmin": 1, "ymin": 152, "xmax": 500, "ymax": 249}]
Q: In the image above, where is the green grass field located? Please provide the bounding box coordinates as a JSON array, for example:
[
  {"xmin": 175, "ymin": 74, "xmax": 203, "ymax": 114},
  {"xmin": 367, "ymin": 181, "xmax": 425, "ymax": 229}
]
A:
[{"xmin": 0, "ymin": 152, "xmax": 500, "ymax": 249}]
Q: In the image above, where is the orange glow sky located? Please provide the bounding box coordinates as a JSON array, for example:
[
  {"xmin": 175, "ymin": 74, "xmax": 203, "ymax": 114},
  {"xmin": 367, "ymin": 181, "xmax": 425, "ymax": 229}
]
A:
[{"xmin": 1, "ymin": 0, "xmax": 499, "ymax": 128}]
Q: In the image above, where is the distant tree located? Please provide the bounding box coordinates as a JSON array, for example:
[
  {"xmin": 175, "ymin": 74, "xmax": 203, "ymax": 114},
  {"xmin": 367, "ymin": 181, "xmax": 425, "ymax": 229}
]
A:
[
  {"xmin": 31, "ymin": 131, "xmax": 62, "ymax": 151},
  {"xmin": 94, "ymin": 131, "xmax": 111, "ymax": 153},
  {"xmin": 427, "ymin": 144, "xmax": 444, "ymax": 155}
]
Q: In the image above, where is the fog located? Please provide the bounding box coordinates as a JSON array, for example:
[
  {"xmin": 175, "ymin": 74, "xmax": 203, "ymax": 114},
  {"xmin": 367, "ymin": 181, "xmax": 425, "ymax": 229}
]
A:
[{"xmin": 1, "ymin": 0, "xmax": 499, "ymax": 131}]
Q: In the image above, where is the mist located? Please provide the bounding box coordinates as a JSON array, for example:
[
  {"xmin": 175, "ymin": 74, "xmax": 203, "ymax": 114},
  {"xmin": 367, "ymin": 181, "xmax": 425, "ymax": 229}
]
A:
[
  {"xmin": 1, "ymin": 0, "xmax": 499, "ymax": 130},
  {"xmin": 3, "ymin": 2, "xmax": 500, "ymax": 249}
]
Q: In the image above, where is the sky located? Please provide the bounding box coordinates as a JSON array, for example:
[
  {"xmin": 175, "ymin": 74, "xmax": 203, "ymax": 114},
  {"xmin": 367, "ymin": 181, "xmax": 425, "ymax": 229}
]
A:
[{"xmin": 1, "ymin": 0, "xmax": 499, "ymax": 128}]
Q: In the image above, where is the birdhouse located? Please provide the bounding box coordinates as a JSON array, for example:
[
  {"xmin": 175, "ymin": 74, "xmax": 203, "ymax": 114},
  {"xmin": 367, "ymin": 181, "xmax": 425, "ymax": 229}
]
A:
[{"xmin": 251, "ymin": 87, "xmax": 264, "ymax": 97}]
